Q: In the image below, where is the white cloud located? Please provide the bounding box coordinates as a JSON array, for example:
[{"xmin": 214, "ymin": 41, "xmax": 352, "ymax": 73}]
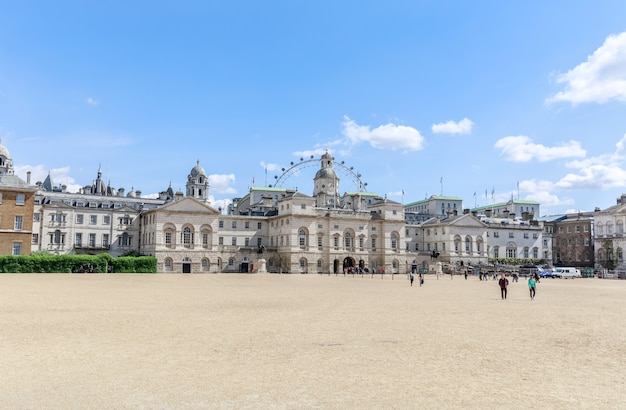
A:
[
  {"xmin": 86, "ymin": 97, "xmax": 99, "ymax": 106},
  {"xmin": 548, "ymin": 31, "xmax": 626, "ymax": 105},
  {"xmin": 341, "ymin": 116, "xmax": 425, "ymax": 151},
  {"xmin": 209, "ymin": 173, "xmax": 236, "ymax": 195},
  {"xmin": 291, "ymin": 148, "xmax": 326, "ymax": 158},
  {"xmin": 210, "ymin": 197, "xmax": 232, "ymax": 214},
  {"xmin": 555, "ymin": 164, "xmax": 626, "ymax": 190},
  {"xmin": 555, "ymin": 134, "xmax": 626, "ymax": 189},
  {"xmin": 517, "ymin": 179, "xmax": 575, "ymax": 208},
  {"xmin": 14, "ymin": 164, "xmax": 82, "ymax": 193},
  {"xmin": 431, "ymin": 118, "xmax": 473, "ymax": 134},
  {"xmin": 494, "ymin": 135, "xmax": 586, "ymax": 162},
  {"xmin": 260, "ymin": 161, "xmax": 282, "ymax": 173}
]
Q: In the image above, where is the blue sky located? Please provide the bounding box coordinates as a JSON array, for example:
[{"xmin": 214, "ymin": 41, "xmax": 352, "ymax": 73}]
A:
[{"xmin": 2, "ymin": 1, "xmax": 626, "ymax": 215}]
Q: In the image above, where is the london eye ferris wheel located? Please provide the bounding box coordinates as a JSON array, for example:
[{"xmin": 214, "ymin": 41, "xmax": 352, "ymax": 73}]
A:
[{"xmin": 268, "ymin": 155, "xmax": 368, "ymax": 194}]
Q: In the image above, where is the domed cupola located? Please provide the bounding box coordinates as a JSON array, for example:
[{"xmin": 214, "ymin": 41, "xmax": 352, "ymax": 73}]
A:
[
  {"xmin": 313, "ymin": 149, "xmax": 340, "ymax": 207},
  {"xmin": 186, "ymin": 160, "xmax": 210, "ymax": 203},
  {"xmin": 0, "ymin": 138, "xmax": 14, "ymax": 176}
]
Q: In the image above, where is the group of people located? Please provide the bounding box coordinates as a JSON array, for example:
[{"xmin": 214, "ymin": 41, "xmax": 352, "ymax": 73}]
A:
[
  {"xmin": 498, "ymin": 272, "xmax": 538, "ymax": 301},
  {"xmin": 409, "ymin": 273, "xmax": 424, "ymax": 287}
]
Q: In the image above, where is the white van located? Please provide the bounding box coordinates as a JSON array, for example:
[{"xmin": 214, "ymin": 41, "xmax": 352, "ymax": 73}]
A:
[{"xmin": 553, "ymin": 267, "xmax": 581, "ymax": 279}]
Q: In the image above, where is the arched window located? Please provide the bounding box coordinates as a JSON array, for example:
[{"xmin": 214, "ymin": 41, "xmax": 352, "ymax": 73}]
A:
[
  {"xmin": 345, "ymin": 232, "xmax": 352, "ymax": 249},
  {"xmin": 506, "ymin": 243, "xmax": 517, "ymax": 258},
  {"xmin": 299, "ymin": 229, "xmax": 306, "ymax": 247},
  {"xmin": 391, "ymin": 233, "xmax": 397, "ymax": 250},
  {"xmin": 164, "ymin": 258, "xmax": 173, "ymax": 272},
  {"xmin": 183, "ymin": 226, "xmax": 192, "ymax": 247}
]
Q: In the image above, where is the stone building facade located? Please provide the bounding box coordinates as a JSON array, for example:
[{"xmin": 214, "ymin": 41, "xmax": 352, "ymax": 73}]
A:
[{"xmin": 0, "ymin": 140, "xmax": 36, "ymax": 255}]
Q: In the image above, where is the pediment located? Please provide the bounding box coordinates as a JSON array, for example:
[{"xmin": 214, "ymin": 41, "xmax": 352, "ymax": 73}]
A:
[{"xmin": 157, "ymin": 197, "xmax": 220, "ymax": 214}]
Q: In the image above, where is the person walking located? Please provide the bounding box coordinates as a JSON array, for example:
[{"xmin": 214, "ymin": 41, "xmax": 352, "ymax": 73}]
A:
[
  {"xmin": 498, "ymin": 274, "xmax": 509, "ymax": 300},
  {"xmin": 419, "ymin": 273, "xmax": 424, "ymax": 287},
  {"xmin": 528, "ymin": 275, "xmax": 537, "ymax": 300},
  {"xmin": 410, "ymin": 273, "xmax": 414, "ymax": 286}
]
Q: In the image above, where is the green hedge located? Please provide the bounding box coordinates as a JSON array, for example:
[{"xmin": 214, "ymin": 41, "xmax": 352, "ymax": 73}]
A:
[{"xmin": 0, "ymin": 254, "xmax": 156, "ymax": 273}]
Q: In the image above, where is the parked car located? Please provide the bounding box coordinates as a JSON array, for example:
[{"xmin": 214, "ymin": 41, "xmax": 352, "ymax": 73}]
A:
[
  {"xmin": 540, "ymin": 270, "xmax": 554, "ymax": 278},
  {"xmin": 553, "ymin": 267, "xmax": 581, "ymax": 279}
]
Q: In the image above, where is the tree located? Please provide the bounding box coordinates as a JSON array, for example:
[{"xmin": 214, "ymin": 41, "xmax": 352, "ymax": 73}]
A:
[{"xmin": 598, "ymin": 240, "xmax": 617, "ymax": 271}]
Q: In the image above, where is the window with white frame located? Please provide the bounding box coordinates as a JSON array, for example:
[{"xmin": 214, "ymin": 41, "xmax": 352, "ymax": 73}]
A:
[
  {"xmin": 14, "ymin": 215, "xmax": 23, "ymax": 231},
  {"xmin": 16, "ymin": 194, "xmax": 24, "ymax": 205}
]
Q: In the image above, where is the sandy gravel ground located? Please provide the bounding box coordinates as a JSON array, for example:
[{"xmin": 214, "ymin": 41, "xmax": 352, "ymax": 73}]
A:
[{"xmin": 0, "ymin": 272, "xmax": 625, "ymax": 409}]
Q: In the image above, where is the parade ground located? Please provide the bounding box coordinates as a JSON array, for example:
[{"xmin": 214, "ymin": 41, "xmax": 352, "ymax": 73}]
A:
[{"xmin": 1, "ymin": 273, "xmax": 625, "ymax": 409}]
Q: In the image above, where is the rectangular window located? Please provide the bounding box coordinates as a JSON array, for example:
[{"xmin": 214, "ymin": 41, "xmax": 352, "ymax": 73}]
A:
[
  {"xmin": 257, "ymin": 238, "xmax": 262, "ymax": 247},
  {"xmin": 75, "ymin": 233, "xmax": 83, "ymax": 246},
  {"xmin": 32, "ymin": 233, "xmax": 39, "ymax": 245},
  {"xmin": 12, "ymin": 242, "xmax": 21, "ymax": 256},
  {"xmin": 89, "ymin": 233, "xmax": 96, "ymax": 247},
  {"xmin": 102, "ymin": 234, "xmax": 109, "ymax": 248},
  {"xmin": 14, "ymin": 215, "xmax": 23, "ymax": 230},
  {"xmin": 203, "ymin": 233, "xmax": 209, "ymax": 245},
  {"xmin": 232, "ymin": 237, "xmax": 237, "ymax": 246},
  {"xmin": 318, "ymin": 236, "xmax": 323, "ymax": 248},
  {"xmin": 245, "ymin": 221, "xmax": 250, "ymax": 229},
  {"xmin": 371, "ymin": 238, "xmax": 376, "ymax": 250},
  {"xmin": 218, "ymin": 237, "xmax": 224, "ymax": 245},
  {"xmin": 76, "ymin": 214, "xmax": 84, "ymax": 224},
  {"xmin": 33, "ymin": 213, "xmax": 40, "ymax": 222},
  {"xmin": 334, "ymin": 237, "xmax": 339, "ymax": 248},
  {"xmin": 509, "ymin": 232, "xmax": 514, "ymax": 238},
  {"xmin": 245, "ymin": 237, "xmax": 250, "ymax": 246},
  {"xmin": 90, "ymin": 215, "xmax": 97, "ymax": 224},
  {"xmin": 232, "ymin": 221, "xmax": 237, "ymax": 229},
  {"xmin": 258, "ymin": 222, "xmax": 262, "ymax": 229},
  {"xmin": 16, "ymin": 194, "xmax": 25, "ymax": 205},
  {"xmin": 165, "ymin": 232, "xmax": 172, "ymax": 245},
  {"xmin": 219, "ymin": 221, "xmax": 224, "ymax": 228},
  {"xmin": 103, "ymin": 215, "xmax": 110, "ymax": 225},
  {"xmin": 523, "ymin": 233, "xmax": 529, "ymax": 239},
  {"xmin": 301, "ymin": 204, "xmax": 306, "ymax": 209}
]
